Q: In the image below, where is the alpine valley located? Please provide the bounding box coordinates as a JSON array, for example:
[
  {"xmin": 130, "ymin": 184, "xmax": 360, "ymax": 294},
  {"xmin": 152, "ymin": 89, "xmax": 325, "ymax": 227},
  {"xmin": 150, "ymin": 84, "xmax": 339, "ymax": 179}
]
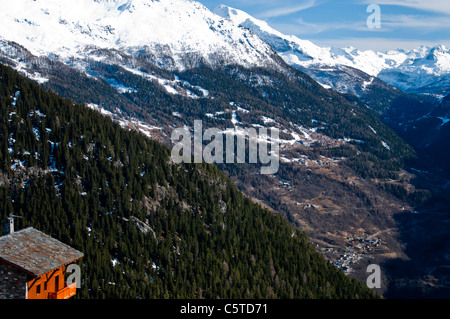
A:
[{"xmin": 1, "ymin": 0, "xmax": 449, "ymax": 298}]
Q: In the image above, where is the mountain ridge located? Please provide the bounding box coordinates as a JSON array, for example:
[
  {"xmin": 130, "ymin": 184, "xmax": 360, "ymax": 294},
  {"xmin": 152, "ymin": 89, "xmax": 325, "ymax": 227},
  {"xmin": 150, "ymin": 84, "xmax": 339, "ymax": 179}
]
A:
[
  {"xmin": 213, "ymin": 4, "xmax": 450, "ymax": 98},
  {"xmin": 0, "ymin": 0, "xmax": 283, "ymax": 72}
]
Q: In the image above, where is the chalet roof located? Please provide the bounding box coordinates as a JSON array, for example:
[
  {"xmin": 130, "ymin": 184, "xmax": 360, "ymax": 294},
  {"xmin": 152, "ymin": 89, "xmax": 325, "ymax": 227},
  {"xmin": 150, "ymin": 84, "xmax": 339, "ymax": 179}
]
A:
[{"xmin": 0, "ymin": 227, "xmax": 83, "ymax": 277}]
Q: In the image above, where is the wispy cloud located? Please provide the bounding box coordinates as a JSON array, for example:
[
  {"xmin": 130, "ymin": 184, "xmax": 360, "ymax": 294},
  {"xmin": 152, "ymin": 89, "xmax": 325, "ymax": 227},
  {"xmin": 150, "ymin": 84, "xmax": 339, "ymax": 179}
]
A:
[
  {"xmin": 360, "ymin": 0, "xmax": 450, "ymax": 15},
  {"xmin": 272, "ymin": 18, "xmax": 378, "ymax": 36},
  {"xmin": 285, "ymin": 2, "xmax": 450, "ymax": 39},
  {"xmin": 257, "ymin": 0, "xmax": 318, "ymax": 18},
  {"xmin": 382, "ymin": 14, "xmax": 450, "ymax": 30}
]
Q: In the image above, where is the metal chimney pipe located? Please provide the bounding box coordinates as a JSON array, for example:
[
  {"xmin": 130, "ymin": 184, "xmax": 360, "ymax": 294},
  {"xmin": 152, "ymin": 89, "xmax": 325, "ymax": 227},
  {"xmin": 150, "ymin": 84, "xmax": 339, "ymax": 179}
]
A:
[{"xmin": 3, "ymin": 217, "xmax": 14, "ymax": 235}]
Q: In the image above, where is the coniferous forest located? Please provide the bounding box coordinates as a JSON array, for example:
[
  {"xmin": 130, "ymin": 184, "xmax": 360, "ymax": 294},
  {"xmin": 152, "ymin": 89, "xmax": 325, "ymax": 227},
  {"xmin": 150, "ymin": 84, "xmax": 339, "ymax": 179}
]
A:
[{"xmin": 0, "ymin": 64, "xmax": 379, "ymax": 299}]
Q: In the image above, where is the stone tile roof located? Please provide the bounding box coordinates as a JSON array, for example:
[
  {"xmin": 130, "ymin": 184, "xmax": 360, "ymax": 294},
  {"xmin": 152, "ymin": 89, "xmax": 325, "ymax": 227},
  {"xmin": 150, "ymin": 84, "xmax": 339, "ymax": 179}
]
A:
[{"xmin": 0, "ymin": 227, "xmax": 83, "ymax": 277}]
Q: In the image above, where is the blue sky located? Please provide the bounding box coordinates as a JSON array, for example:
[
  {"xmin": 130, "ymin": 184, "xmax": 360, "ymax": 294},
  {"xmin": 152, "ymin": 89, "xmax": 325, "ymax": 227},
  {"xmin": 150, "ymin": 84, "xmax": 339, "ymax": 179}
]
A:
[{"xmin": 200, "ymin": 0, "xmax": 450, "ymax": 51}]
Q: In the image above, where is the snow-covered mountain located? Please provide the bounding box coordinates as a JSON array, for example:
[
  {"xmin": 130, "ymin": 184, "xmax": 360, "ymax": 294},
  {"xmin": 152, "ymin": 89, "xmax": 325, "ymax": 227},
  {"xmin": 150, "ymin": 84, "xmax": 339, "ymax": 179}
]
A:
[
  {"xmin": 3, "ymin": 0, "xmax": 447, "ymax": 99},
  {"xmin": 377, "ymin": 45, "xmax": 450, "ymax": 96},
  {"xmin": 214, "ymin": 4, "xmax": 450, "ymax": 98},
  {"xmin": 0, "ymin": 0, "xmax": 282, "ymax": 71}
]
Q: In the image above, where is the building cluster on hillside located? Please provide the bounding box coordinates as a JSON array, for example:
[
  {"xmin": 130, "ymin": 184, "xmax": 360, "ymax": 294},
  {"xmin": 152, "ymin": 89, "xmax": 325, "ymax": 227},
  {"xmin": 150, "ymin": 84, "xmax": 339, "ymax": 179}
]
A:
[{"xmin": 323, "ymin": 236, "xmax": 382, "ymax": 275}]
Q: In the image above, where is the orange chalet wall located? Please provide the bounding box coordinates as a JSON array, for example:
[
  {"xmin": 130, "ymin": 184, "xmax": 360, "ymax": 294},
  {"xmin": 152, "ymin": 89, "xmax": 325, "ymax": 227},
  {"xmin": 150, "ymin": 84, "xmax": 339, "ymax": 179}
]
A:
[{"xmin": 26, "ymin": 265, "xmax": 67, "ymax": 299}]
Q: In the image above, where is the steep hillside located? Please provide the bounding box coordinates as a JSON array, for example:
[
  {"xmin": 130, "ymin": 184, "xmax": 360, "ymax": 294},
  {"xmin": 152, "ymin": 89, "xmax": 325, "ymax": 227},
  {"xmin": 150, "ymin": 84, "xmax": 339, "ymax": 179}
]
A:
[
  {"xmin": 19, "ymin": 51, "xmax": 427, "ymax": 281},
  {"xmin": 383, "ymin": 94, "xmax": 450, "ymax": 205},
  {"xmin": 0, "ymin": 63, "xmax": 379, "ymax": 299}
]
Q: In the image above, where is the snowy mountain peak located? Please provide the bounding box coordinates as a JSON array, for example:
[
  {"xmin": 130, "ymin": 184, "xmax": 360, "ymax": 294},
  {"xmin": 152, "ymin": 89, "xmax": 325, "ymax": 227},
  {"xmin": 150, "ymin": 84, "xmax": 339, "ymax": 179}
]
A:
[
  {"xmin": 426, "ymin": 45, "xmax": 449, "ymax": 60},
  {"xmin": 214, "ymin": 4, "xmax": 450, "ymax": 96},
  {"xmin": 213, "ymin": 4, "xmax": 332, "ymax": 65},
  {"xmin": 0, "ymin": 0, "xmax": 281, "ymax": 71}
]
